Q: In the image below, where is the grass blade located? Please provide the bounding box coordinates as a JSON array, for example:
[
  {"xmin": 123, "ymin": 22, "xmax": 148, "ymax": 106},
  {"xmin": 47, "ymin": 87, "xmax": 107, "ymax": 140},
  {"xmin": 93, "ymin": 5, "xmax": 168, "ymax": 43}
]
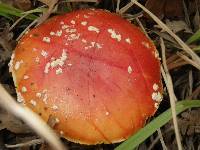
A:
[
  {"xmin": 186, "ymin": 29, "xmax": 200, "ymax": 44},
  {"xmin": 115, "ymin": 100, "xmax": 200, "ymax": 150},
  {"xmin": 0, "ymin": 2, "xmax": 38, "ymax": 20}
]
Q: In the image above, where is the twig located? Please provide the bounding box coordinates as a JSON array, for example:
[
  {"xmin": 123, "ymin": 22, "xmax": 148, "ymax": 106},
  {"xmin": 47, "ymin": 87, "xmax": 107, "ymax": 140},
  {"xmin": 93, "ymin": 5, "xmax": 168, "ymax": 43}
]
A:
[
  {"xmin": 116, "ymin": 0, "xmax": 121, "ymax": 13},
  {"xmin": 0, "ymin": 85, "xmax": 66, "ymax": 150},
  {"xmin": 135, "ymin": 17, "xmax": 149, "ymax": 38},
  {"xmin": 9, "ymin": 14, "xmax": 29, "ymax": 31},
  {"xmin": 176, "ymin": 52, "xmax": 200, "ymax": 70},
  {"xmin": 5, "ymin": 139, "xmax": 44, "ymax": 148},
  {"xmin": 65, "ymin": 0, "xmax": 98, "ymax": 2},
  {"xmin": 157, "ymin": 129, "xmax": 168, "ymax": 150},
  {"xmin": 16, "ymin": 19, "xmax": 38, "ymax": 41},
  {"xmin": 118, "ymin": 2, "xmax": 134, "ymax": 14},
  {"xmin": 160, "ymin": 38, "xmax": 183, "ymax": 150}
]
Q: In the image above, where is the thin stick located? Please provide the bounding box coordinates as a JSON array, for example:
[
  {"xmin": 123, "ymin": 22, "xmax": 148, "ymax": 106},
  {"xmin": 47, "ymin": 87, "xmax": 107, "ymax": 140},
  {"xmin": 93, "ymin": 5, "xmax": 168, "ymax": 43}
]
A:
[
  {"xmin": 118, "ymin": 2, "xmax": 133, "ymax": 14},
  {"xmin": 5, "ymin": 139, "xmax": 44, "ymax": 148},
  {"xmin": 65, "ymin": 0, "xmax": 98, "ymax": 2},
  {"xmin": 16, "ymin": 19, "xmax": 38, "ymax": 41},
  {"xmin": 0, "ymin": 85, "xmax": 66, "ymax": 150},
  {"xmin": 176, "ymin": 52, "xmax": 200, "ymax": 70},
  {"xmin": 135, "ymin": 17, "xmax": 149, "ymax": 38},
  {"xmin": 9, "ymin": 14, "xmax": 29, "ymax": 31},
  {"xmin": 160, "ymin": 38, "xmax": 183, "ymax": 150},
  {"xmin": 116, "ymin": 0, "xmax": 121, "ymax": 13},
  {"xmin": 157, "ymin": 129, "xmax": 168, "ymax": 150},
  {"xmin": 122, "ymin": 0, "xmax": 200, "ymax": 68}
]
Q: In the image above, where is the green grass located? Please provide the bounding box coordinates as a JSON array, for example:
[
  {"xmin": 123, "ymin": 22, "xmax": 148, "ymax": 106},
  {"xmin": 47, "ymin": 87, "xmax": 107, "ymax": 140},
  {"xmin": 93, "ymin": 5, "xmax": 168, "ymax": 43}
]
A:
[
  {"xmin": 187, "ymin": 29, "xmax": 200, "ymax": 44},
  {"xmin": 116, "ymin": 100, "xmax": 200, "ymax": 150},
  {"xmin": 0, "ymin": 2, "xmax": 38, "ymax": 20}
]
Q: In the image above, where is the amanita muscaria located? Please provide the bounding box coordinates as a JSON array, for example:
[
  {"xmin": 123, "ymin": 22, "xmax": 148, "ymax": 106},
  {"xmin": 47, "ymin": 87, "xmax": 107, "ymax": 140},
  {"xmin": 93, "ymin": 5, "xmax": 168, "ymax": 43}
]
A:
[{"xmin": 9, "ymin": 9, "xmax": 162, "ymax": 144}]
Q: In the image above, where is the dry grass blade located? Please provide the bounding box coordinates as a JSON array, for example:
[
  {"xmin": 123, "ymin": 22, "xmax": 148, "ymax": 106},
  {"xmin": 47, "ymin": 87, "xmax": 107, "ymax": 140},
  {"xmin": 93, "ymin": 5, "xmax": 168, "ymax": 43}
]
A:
[
  {"xmin": 157, "ymin": 128, "xmax": 168, "ymax": 150},
  {"xmin": 65, "ymin": 0, "xmax": 98, "ymax": 2},
  {"xmin": 160, "ymin": 38, "xmax": 183, "ymax": 150},
  {"xmin": 124, "ymin": 0, "xmax": 200, "ymax": 69},
  {"xmin": 135, "ymin": 17, "xmax": 149, "ymax": 38},
  {"xmin": 176, "ymin": 52, "xmax": 200, "ymax": 70},
  {"xmin": 9, "ymin": 14, "xmax": 29, "ymax": 31},
  {"xmin": 0, "ymin": 85, "xmax": 66, "ymax": 150},
  {"xmin": 5, "ymin": 139, "xmax": 44, "ymax": 148},
  {"xmin": 119, "ymin": 2, "xmax": 134, "ymax": 14},
  {"xmin": 16, "ymin": 19, "xmax": 38, "ymax": 41},
  {"xmin": 37, "ymin": 0, "xmax": 58, "ymax": 25},
  {"xmin": 116, "ymin": 0, "xmax": 121, "ymax": 13}
]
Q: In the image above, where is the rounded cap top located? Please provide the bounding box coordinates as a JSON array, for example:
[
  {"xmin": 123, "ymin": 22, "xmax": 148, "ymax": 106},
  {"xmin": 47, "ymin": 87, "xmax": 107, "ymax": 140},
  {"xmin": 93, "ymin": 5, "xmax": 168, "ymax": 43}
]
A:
[{"xmin": 10, "ymin": 9, "xmax": 162, "ymax": 144}]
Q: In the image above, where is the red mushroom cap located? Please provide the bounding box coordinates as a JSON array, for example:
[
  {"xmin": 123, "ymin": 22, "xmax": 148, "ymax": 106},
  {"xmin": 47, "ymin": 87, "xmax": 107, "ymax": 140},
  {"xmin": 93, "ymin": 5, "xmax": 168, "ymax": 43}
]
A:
[{"xmin": 10, "ymin": 9, "xmax": 162, "ymax": 144}]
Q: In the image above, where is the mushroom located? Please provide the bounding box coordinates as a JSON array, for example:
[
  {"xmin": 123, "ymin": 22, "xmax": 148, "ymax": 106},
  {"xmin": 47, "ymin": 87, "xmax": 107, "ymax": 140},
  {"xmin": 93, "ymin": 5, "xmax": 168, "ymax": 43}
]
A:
[{"xmin": 9, "ymin": 9, "xmax": 162, "ymax": 144}]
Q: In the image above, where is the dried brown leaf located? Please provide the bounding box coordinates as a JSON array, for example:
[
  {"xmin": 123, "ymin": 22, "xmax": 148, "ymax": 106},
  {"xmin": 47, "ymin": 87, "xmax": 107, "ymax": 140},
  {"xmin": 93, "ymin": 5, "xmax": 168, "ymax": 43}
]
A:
[
  {"xmin": 165, "ymin": 19, "xmax": 192, "ymax": 33},
  {"xmin": 0, "ymin": 107, "xmax": 31, "ymax": 133}
]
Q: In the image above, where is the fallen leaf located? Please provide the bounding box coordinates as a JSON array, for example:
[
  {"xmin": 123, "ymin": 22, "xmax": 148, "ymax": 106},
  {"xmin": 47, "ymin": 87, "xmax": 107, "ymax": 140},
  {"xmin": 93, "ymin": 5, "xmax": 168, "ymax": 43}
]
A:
[
  {"xmin": 0, "ymin": 107, "xmax": 31, "ymax": 133},
  {"xmin": 165, "ymin": 19, "xmax": 192, "ymax": 33},
  {"xmin": 145, "ymin": 0, "xmax": 184, "ymax": 19},
  {"xmin": 145, "ymin": 0, "xmax": 165, "ymax": 19}
]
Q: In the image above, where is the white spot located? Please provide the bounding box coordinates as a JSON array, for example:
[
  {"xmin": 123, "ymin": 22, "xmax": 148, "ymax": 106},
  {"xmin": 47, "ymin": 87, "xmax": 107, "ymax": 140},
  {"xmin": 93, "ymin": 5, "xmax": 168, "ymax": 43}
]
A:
[
  {"xmin": 62, "ymin": 25, "xmax": 69, "ymax": 30},
  {"xmin": 88, "ymin": 26, "xmax": 100, "ymax": 33},
  {"xmin": 14, "ymin": 60, "xmax": 23, "ymax": 70},
  {"xmin": 50, "ymin": 50, "xmax": 68, "ymax": 68},
  {"xmin": 42, "ymin": 37, "xmax": 50, "ymax": 43},
  {"xmin": 142, "ymin": 41, "xmax": 151, "ymax": 49},
  {"xmin": 56, "ymin": 30, "xmax": 62, "ymax": 36},
  {"xmin": 36, "ymin": 92, "xmax": 42, "ymax": 98},
  {"xmin": 105, "ymin": 112, "xmax": 109, "ymax": 115},
  {"xmin": 17, "ymin": 92, "xmax": 24, "ymax": 103},
  {"xmin": 81, "ymin": 39, "xmax": 87, "ymax": 43},
  {"xmin": 152, "ymin": 92, "xmax": 162, "ymax": 102},
  {"xmin": 84, "ymin": 15, "xmax": 89, "ymax": 18},
  {"xmin": 154, "ymin": 102, "xmax": 159, "ymax": 109},
  {"xmin": 85, "ymin": 42, "xmax": 102, "ymax": 50},
  {"xmin": 70, "ymin": 20, "xmax": 75, "ymax": 25},
  {"xmin": 56, "ymin": 68, "xmax": 63, "ymax": 75},
  {"xmin": 8, "ymin": 53, "xmax": 15, "ymax": 72},
  {"xmin": 68, "ymin": 63, "xmax": 72, "ymax": 66},
  {"xmin": 23, "ymin": 75, "xmax": 29, "ymax": 80},
  {"xmin": 81, "ymin": 21, "xmax": 87, "ymax": 26},
  {"xmin": 21, "ymin": 86, "xmax": 27, "ymax": 93},
  {"xmin": 32, "ymin": 48, "xmax": 37, "ymax": 51},
  {"xmin": 153, "ymin": 83, "xmax": 159, "ymax": 91},
  {"xmin": 41, "ymin": 50, "xmax": 48, "ymax": 58},
  {"xmin": 125, "ymin": 38, "xmax": 131, "ymax": 44},
  {"xmin": 50, "ymin": 31, "xmax": 55, "ymax": 36},
  {"xmin": 55, "ymin": 118, "xmax": 60, "ymax": 123},
  {"xmin": 60, "ymin": 21, "xmax": 64, "ymax": 25},
  {"xmin": 107, "ymin": 29, "xmax": 121, "ymax": 42},
  {"xmin": 43, "ymin": 93, "xmax": 48, "ymax": 104},
  {"xmin": 128, "ymin": 66, "xmax": 133, "ymax": 74},
  {"xmin": 65, "ymin": 28, "xmax": 76, "ymax": 33},
  {"xmin": 154, "ymin": 50, "xmax": 161, "ymax": 60},
  {"xmin": 96, "ymin": 43, "xmax": 102, "ymax": 49},
  {"xmin": 60, "ymin": 131, "xmax": 64, "ymax": 135},
  {"xmin": 35, "ymin": 57, "xmax": 40, "ymax": 63},
  {"xmin": 67, "ymin": 33, "xmax": 80, "ymax": 41},
  {"xmin": 52, "ymin": 105, "xmax": 58, "ymax": 110},
  {"xmin": 44, "ymin": 62, "xmax": 50, "ymax": 74},
  {"xmin": 30, "ymin": 100, "xmax": 37, "ymax": 106}
]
